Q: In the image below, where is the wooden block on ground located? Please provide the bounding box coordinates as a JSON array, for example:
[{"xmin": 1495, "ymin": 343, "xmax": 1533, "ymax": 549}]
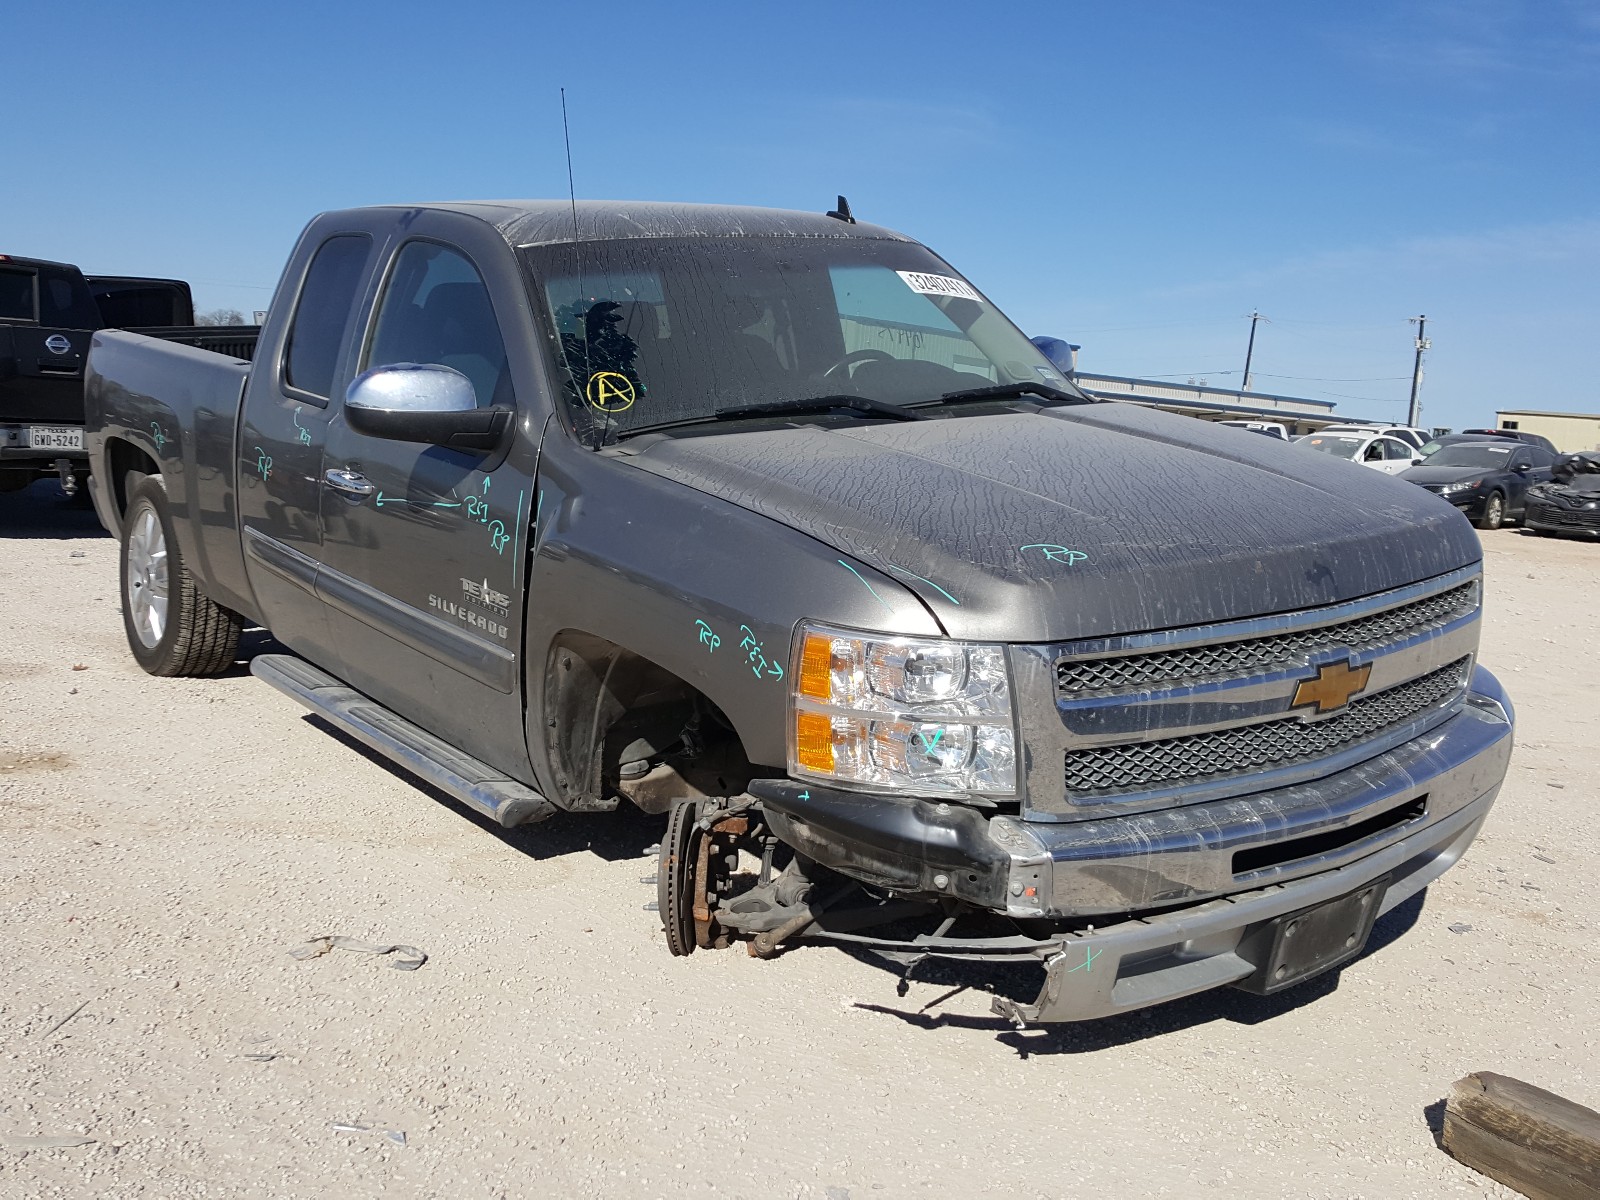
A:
[{"xmin": 1443, "ymin": 1071, "xmax": 1600, "ymax": 1200}]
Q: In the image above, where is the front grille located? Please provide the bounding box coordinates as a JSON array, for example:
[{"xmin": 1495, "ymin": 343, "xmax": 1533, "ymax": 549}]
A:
[
  {"xmin": 1063, "ymin": 658, "xmax": 1470, "ymax": 797},
  {"xmin": 1528, "ymin": 501, "xmax": 1600, "ymax": 530},
  {"xmin": 1057, "ymin": 582, "xmax": 1477, "ymax": 696}
]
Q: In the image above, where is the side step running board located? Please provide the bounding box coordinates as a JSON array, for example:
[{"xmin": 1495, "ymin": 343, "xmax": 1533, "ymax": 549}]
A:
[{"xmin": 251, "ymin": 653, "xmax": 555, "ymax": 827}]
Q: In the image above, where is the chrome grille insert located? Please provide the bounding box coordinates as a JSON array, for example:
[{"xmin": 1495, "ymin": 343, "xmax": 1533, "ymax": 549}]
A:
[
  {"xmin": 1063, "ymin": 657, "xmax": 1470, "ymax": 798},
  {"xmin": 1056, "ymin": 581, "xmax": 1477, "ymax": 696}
]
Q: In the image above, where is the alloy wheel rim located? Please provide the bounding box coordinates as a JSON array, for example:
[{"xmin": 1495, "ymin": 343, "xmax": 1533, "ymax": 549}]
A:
[{"xmin": 126, "ymin": 507, "xmax": 169, "ymax": 648}]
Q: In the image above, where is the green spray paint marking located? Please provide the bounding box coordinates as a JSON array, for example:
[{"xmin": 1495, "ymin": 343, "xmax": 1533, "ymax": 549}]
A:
[
  {"xmin": 149, "ymin": 422, "xmax": 166, "ymax": 450},
  {"xmin": 293, "ymin": 407, "xmax": 312, "ymax": 445},
  {"xmin": 1065, "ymin": 945, "xmax": 1099, "ymax": 974},
  {"xmin": 511, "ymin": 488, "xmax": 527, "ymax": 584},
  {"xmin": 374, "ymin": 491, "xmax": 462, "ymax": 509},
  {"xmin": 1021, "ymin": 544, "xmax": 1088, "ymax": 566},
  {"xmin": 838, "ymin": 560, "xmax": 893, "ymax": 614},
  {"xmin": 916, "ymin": 729, "xmax": 945, "ymax": 756},
  {"xmin": 884, "ymin": 564, "xmax": 959, "ymax": 606}
]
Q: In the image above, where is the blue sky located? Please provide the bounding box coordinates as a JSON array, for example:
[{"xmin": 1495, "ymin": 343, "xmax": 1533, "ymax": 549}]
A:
[{"xmin": 7, "ymin": 1, "xmax": 1597, "ymax": 430}]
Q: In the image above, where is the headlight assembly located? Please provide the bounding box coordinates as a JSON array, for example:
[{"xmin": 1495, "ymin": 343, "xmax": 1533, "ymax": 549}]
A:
[{"xmin": 788, "ymin": 622, "xmax": 1017, "ymax": 798}]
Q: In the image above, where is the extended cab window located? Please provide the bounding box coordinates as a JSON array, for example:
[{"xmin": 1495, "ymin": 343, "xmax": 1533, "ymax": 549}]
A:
[
  {"xmin": 0, "ymin": 268, "xmax": 34, "ymax": 321},
  {"xmin": 284, "ymin": 235, "xmax": 371, "ymax": 400},
  {"xmin": 365, "ymin": 242, "xmax": 509, "ymax": 408}
]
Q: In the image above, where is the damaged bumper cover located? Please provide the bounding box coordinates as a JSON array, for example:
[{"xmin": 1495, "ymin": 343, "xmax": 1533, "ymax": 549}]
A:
[{"xmin": 750, "ymin": 665, "xmax": 1513, "ymax": 1023}]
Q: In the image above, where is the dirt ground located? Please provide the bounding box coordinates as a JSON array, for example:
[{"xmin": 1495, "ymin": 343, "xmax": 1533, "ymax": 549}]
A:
[{"xmin": 2, "ymin": 478, "xmax": 1595, "ymax": 1199}]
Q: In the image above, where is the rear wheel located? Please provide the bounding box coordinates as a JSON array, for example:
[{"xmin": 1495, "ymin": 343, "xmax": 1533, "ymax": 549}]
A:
[
  {"xmin": 1477, "ymin": 491, "xmax": 1505, "ymax": 531},
  {"xmin": 120, "ymin": 476, "xmax": 242, "ymax": 676}
]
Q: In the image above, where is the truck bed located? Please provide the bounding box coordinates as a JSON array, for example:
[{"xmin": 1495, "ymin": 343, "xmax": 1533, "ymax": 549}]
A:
[{"xmin": 85, "ymin": 328, "xmax": 257, "ymax": 617}]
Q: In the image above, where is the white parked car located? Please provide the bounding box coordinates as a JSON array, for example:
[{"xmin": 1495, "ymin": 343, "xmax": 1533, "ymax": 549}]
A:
[
  {"xmin": 1216, "ymin": 419, "xmax": 1290, "ymax": 441},
  {"xmin": 1292, "ymin": 430, "xmax": 1424, "ymax": 474},
  {"xmin": 1313, "ymin": 423, "xmax": 1430, "ymax": 450}
]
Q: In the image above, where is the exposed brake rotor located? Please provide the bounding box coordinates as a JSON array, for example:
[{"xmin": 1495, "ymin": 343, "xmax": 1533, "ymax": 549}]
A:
[
  {"xmin": 658, "ymin": 798, "xmax": 700, "ymax": 956},
  {"xmin": 659, "ymin": 800, "xmax": 755, "ymax": 955}
]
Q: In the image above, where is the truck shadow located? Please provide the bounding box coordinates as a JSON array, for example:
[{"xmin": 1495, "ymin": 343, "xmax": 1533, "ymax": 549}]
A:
[
  {"xmin": 0, "ymin": 479, "xmax": 109, "ymax": 539},
  {"xmin": 302, "ymin": 714, "xmax": 664, "ymax": 863},
  {"xmin": 843, "ymin": 891, "xmax": 1427, "ymax": 1054}
]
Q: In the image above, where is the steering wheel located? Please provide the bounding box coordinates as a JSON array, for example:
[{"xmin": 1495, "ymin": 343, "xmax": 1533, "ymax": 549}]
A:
[{"xmin": 821, "ymin": 348, "xmax": 894, "ymax": 380}]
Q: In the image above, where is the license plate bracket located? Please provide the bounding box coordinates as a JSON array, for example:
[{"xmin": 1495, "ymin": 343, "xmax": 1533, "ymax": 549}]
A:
[
  {"xmin": 1234, "ymin": 874, "xmax": 1390, "ymax": 995},
  {"xmin": 29, "ymin": 425, "xmax": 84, "ymax": 451}
]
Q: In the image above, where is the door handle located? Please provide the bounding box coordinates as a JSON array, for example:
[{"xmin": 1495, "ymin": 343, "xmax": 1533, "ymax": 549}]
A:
[{"xmin": 323, "ymin": 467, "xmax": 376, "ymax": 499}]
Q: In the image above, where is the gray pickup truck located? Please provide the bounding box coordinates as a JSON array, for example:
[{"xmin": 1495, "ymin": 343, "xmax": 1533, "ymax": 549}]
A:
[{"xmin": 84, "ymin": 200, "xmax": 1513, "ymax": 1024}]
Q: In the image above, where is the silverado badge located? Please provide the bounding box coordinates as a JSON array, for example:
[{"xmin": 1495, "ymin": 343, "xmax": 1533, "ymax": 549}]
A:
[{"xmin": 1291, "ymin": 660, "xmax": 1372, "ymax": 715}]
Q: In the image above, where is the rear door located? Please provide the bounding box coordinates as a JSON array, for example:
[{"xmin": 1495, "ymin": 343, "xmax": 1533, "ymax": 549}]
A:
[
  {"xmin": 237, "ymin": 230, "xmax": 377, "ymax": 663},
  {"xmin": 313, "ymin": 229, "xmax": 540, "ymax": 772}
]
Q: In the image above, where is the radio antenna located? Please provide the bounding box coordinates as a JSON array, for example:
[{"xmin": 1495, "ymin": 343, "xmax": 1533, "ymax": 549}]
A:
[
  {"xmin": 561, "ymin": 87, "xmax": 581, "ymax": 246},
  {"xmin": 561, "ymin": 88, "xmax": 605, "ymax": 450}
]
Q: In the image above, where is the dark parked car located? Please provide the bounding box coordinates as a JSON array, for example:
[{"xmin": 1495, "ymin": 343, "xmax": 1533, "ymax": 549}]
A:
[
  {"xmin": 1401, "ymin": 440, "xmax": 1553, "ymax": 529},
  {"xmin": 1525, "ymin": 452, "xmax": 1600, "ymax": 539},
  {"xmin": 1459, "ymin": 427, "xmax": 1559, "ymax": 454}
]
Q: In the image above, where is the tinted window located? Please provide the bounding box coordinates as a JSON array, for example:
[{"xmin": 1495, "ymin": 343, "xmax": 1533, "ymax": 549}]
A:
[
  {"xmin": 365, "ymin": 242, "xmax": 509, "ymax": 408},
  {"xmin": 0, "ymin": 269, "xmax": 34, "ymax": 321},
  {"xmin": 285, "ymin": 235, "xmax": 371, "ymax": 399},
  {"xmin": 34, "ymin": 268, "xmax": 99, "ymax": 328},
  {"xmin": 1529, "ymin": 447, "xmax": 1555, "ymax": 467}
]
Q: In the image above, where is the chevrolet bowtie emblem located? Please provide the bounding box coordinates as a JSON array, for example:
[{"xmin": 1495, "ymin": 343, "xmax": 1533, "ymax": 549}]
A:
[{"xmin": 1292, "ymin": 660, "xmax": 1372, "ymax": 714}]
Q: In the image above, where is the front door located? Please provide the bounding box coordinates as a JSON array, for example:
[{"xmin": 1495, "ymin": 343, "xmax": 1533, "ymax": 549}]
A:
[{"xmin": 315, "ymin": 238, "xmax": 537, "ymax": 771}]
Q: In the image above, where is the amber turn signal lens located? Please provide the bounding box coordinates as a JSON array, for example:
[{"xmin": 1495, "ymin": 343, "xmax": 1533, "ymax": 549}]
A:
[
  {"xmin": 795, "ymin": 711, "xmax": 834, "ymax": 772},
  {"xmin": 797, "ymin": 632, "xmax": 833, "ymax": 702}
]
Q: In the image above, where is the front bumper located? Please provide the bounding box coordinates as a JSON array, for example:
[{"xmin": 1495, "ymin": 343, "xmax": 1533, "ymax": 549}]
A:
[
  {"xmin": 752, "ymin": 665, "xmax": 1513, "ymax": 1021},
  {"xmin": 1526, "ymin": 498, "xmax": 1600, "ymax": 537}
]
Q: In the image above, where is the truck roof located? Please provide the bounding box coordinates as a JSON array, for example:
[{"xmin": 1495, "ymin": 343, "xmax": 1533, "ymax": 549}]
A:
[
  {"xmin": 343, "ymin": 200, "xmax": 915, "ymax": 248},
  {"xmin": 0, "ymin": 253, "xmax": 82, "ymax": 272}
]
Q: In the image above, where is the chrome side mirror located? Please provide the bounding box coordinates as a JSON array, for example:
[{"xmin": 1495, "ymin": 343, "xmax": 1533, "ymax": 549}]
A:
[{"xmin": 343, "ymin": 363, "xmax": 508, "ymax": 452}]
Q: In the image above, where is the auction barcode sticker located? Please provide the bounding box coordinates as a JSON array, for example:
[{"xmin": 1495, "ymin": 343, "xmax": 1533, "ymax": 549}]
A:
[{"xmin": 896, "ymin": 271, "xmax": 984, "ymax": 302}]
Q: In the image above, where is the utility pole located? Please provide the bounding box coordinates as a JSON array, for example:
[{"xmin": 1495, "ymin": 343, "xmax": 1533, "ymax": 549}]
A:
[
  {"xmin": 1407, "ymin": 315, "xmax": 1430, "ymax": 428},
  {"xmin": 1241, "ymin": 311, "xmax": 1268, "ymax": 394}
]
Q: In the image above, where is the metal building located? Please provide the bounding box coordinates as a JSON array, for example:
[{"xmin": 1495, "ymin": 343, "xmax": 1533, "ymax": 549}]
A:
[{"xmin": 1493, "ymin": 409, "xmax": 1600, "ymax": 452}]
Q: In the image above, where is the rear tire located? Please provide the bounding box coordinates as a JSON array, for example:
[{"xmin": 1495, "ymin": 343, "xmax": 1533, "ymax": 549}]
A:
[
  {"xmin": 120, "ymin": 476, "xmax": 243, "ymax": 676},
  {"xmin": 1477, "ymin": 491, "xmax": 1505, "ymax": 531}
]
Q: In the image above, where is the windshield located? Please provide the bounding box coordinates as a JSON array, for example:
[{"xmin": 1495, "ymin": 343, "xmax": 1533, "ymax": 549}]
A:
[
  {"xmin": 1295, "ymin": 434, "xmax": 1365, "ymax": 459},
  {"xmin": 1423, "ymin": 444, "xmax": 1515, "ymax": 469},
  {"xmin": 522, "ymin": 236, "xmax": 1075, "ymax": 443}
]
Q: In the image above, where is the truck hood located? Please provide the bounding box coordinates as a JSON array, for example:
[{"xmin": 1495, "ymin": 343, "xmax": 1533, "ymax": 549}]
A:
[{"xmin": 624, "ymin": 402, "xmax": 1481, "ymax": 642}]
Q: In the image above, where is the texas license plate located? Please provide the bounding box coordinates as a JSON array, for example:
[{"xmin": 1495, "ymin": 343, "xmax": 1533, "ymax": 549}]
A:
[
  {"xmin": 1234, "ymin": 875, "xmax": 1389, "ymax": 995},
  {"xmin": 29, "ymin": 426, "xmax": 84, "ymax": 451}
]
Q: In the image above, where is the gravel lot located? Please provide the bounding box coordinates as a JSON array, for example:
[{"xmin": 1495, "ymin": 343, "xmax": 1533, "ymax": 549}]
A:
[{"xmin": 2, "ymin": 478, "xmax": 1595, "ymax": 1199}]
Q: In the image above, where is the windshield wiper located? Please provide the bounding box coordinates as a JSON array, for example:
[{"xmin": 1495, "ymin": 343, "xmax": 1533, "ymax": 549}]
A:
[
  {"xmin": 714, "ymin": 394, "xmax": 927, "ymax": 422},
  {"xmin": 912, "ymin": 381, "xmax": 1090, "ymax": 409},
  {"xmin": 607, "ymin": 394, "xmax": 924, "ymax": 442}
]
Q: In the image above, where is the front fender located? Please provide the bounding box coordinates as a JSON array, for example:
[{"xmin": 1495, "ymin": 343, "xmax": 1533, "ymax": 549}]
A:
[{"xmin": 522, "ymin": 438, "xmax": 943, "ymax": 793}]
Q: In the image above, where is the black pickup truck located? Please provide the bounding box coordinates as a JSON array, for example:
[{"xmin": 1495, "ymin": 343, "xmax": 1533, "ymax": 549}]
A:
[
  {"xmin": 1, "ymin": 253, "xmax": 204, "ymax": 495},
  {"xmin": 83, "ymin": 200, "xmax": 1514, "ymax": 1024}
]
